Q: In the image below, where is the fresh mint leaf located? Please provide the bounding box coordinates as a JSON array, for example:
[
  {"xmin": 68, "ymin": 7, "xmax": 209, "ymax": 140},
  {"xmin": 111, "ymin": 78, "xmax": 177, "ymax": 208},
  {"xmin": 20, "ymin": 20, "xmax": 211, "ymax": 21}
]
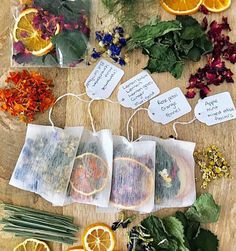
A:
[
  {"xmin": 128, "ymin": 20, "xmax": 182, "ymax": 50},
  {"xmin": 187, "ymin": 47, "xmax": 202, "ymax": 62},
  {"xmin": 195, "ymin": 36, "xmax": 213, "ymax": 54},
  {"xmin": 191, "ymin": 229, "xmax": 219, "ymax": 251},
  {"xmin": 52, "ymin": 30, "xmax": 88, "ymax": 66},
  {"xmin": 176, "ymin": 16, "xmax": 199, "ymax": 27},
  {"xmin": 171, "ymin": 61, "xmax": 184, "ymax": 79},
  {"xmin": 181, "ymin": 26, "xmax": 204, "ymax": 40},
  {"xmin": 185, "ymin": 193, "xmax": 221, "ymax": 223},
  {"xmin": 34, "ymin": 0, "xmax": 90, "ymax": 23}
]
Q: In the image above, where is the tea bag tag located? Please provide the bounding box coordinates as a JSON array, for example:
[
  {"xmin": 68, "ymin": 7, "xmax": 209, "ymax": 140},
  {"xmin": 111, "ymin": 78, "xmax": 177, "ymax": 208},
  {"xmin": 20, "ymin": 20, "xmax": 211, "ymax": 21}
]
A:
[
  {"xmin": 194, "ymin": 92, "xmax": 236, "ymax": 126},
  {"xmin": 117, "ymin": 71, "xmax": 160, "ymax": 109},
  {"xmin": 85, "ymin": 59, "xmax": 124, "ymax": 99},
  {"xmin": 148, "ymin": 87, "xmax": 192, "ymax": 125}
]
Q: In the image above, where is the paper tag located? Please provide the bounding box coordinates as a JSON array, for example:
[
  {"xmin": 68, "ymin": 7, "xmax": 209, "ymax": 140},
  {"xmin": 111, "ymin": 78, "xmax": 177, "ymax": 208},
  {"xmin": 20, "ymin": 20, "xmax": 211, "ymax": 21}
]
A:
[
  {"xmin": 117, "ymin": 71, "xmax": 160, "ymax": 109},
  {"xmin": 85, "ymin": 59, "xmax": 124, "ymax": 99},
  {"xmin": 194, "ymin": 92, "xmax": 236, "ymax": 126},
  {"xmin": 148, "ymin": 87, "xmax": 192, "ymax": 125}
]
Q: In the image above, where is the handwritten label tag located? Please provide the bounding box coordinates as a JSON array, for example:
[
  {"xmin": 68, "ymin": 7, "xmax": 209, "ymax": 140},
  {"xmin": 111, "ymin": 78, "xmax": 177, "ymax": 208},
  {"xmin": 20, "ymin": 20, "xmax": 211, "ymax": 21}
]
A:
[
  {"xmin": 148, "ymin": 87, "xmax": 192, "ymax": 125},
  {"xmin": 85, "ymin": 59, "xmax": 124, "ymax": 99},
  {"xmin": 194, "ymin": 92, "xmax": 236, "ymax": 126},
  {"xmin": 117, "ymin": 71, "xmax": 160, "ymax": 109}
]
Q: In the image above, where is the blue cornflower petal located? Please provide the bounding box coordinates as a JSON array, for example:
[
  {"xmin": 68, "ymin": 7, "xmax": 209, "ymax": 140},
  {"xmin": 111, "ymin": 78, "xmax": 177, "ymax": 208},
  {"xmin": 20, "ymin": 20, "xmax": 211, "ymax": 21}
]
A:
[
  {"xmin": 91, "ymin": 48, "xmax": 101, "ymax": 59},
  {"xmin": 109, "ymin": 44, "xmax": 121, "ymax": 56},
  {"xmin": 95, "ymin": 31, "xmax": 103, "ymax": 41},
  {"xmin": 119, "ymin": 37, "xmax": 127, "ymax": 46},
  {"xmin": 114, "ymin": 26, "xmax": 124, "ymax": 35},
  {"xmin": 102, "ymin": 33, "xmax": 113, "ymax": 44},
  {"xmin": 118, "ymin": 58, "xmax": 126, "ymax": 66}
]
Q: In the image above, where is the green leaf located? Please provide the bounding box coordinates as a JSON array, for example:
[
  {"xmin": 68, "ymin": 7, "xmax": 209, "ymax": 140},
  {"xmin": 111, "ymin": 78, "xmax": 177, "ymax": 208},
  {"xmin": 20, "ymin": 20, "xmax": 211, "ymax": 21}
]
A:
[
  {"xmin": 162, "ymin": 216, "xmax": 189, "ymax": 251},
  {"xmin": 128, "ymin": 20, "xmax": 182, "ymax": 50},
  {"xmin": 187, "ymin": 47, "xmax": 202, "ymax": 62},
  {"xmin": 171, "ymin": 61, "xmax": 184, "ymax": 79},
  {"xmin": 191, "ymin": 229, "xmax": 219, "ymax": 251},
  {"xmin": 52, "ymin": 31, "xmax": 88, "ymax": 66},
  {"xmin": 34, "ymin": 0, "xmax": 90, "ymax": 23},
  {"xmin": 195, "ymin": 36, "xmax": 213, "ymax": 54},
  {"xmin": 185, "ymin": 193, "xmax": 221, "ymax": 223},
  {"xmin": 181, "ymin": 26, "xmax": 204, "ymax": 40},
  {"xmin": 176, "ymin": 16, "xmax": 199, "ymax": 27},
  {"xmin": 144, "ymin": 44, "xmax": 177, "ymax": 74}
]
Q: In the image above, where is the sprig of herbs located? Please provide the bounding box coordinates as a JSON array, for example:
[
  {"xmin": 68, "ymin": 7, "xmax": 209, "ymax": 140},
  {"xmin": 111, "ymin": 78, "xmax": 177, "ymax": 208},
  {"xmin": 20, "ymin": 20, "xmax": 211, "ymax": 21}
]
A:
[
  {"xmin": 128, "ymin": 193, "xmax": 220, "ymax": 251},
  {"xmin": 128, "ymin": 16, "xmax": 213, "ymax": 79}
]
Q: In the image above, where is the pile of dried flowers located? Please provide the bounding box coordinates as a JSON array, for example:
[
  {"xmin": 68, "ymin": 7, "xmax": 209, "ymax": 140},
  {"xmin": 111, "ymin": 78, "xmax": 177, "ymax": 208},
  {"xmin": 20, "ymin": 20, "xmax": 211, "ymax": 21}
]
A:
[{"xmin": 0, "ymin": 70, "xmax": 55, "ymax": 122}]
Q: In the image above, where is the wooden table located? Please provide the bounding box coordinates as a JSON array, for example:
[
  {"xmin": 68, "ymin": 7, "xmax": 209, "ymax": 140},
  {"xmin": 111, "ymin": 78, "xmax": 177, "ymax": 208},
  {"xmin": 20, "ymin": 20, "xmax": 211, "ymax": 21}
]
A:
[{"xmin": 0, "ymin": 1, "xmax": 235, "ymax": 250}]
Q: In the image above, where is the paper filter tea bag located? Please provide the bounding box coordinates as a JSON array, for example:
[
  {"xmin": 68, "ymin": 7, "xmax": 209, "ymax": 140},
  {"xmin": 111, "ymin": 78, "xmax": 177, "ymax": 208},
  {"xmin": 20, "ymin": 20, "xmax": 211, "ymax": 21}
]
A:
[
  {"xmin": 110, "ymin": 136, "xmax": 156, "ymax": 213},
  {"xmin": 9, "ymin": 124, "xmax": 83, "ymax": 205},
  {"xmin": 141, "ymin": 135, "xmax": 196, "ymax": 210}
]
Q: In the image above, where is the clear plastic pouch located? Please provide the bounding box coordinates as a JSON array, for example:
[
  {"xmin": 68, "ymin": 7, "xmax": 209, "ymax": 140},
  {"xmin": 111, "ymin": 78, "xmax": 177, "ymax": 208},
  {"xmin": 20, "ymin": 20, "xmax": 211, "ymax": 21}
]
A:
[
  {"xmin": 11, "ymin": 0, "xmax": 90, "ymax": 68},
  {"xmin": 9, "ymin": 124, "xmax": 83, "ymax": 205},
  {"xmin": 66, "ymin": 129, "xmax": 113, "ymax": 207},
  {"xmin": 110, "ymin": 136, "xmax": 156, "ymax": 213},
  {"xmin": 141, "ymin": 135, "xmax": 196, "ymax": 210}
]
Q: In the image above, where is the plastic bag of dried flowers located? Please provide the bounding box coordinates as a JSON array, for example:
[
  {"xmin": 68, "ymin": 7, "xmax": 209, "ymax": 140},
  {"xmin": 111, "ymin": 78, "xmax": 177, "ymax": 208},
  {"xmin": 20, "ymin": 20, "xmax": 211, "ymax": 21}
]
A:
[
  {"xmin": 65, "ymin": 128, "xmax": 113, "ymax": 207},
  {"xmin": 11, "ymin": 0, "xmax": 91, "ymax": 68},
  {"xmin": 9, "ymin": 124, "xmax": 84, "ymax": 205},
  {"xmin": 108, "ymin": 136, "xmax": 156, "ymax": 213},
  {"xmin": 141, "ymin": 135, "xmax": 196, "ymax": 211}
]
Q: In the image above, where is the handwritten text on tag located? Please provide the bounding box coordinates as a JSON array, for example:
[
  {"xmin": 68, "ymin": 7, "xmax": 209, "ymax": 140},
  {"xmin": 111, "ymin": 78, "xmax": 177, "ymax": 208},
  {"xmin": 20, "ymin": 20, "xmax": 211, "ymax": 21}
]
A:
[
  {"xmin": 118, "ymin": 71, "xmax": 160, "ymax": 109},
  {"xmin": 194, "ymin": 92, "xmax": 236, "ymax": 126},
  {"xmin": 85, "ymin": 59, "xmax": 124, "ymax": 99},
  {"xmin": 148, "ymin": 87, "xmax": 192, "ymax": 125}
]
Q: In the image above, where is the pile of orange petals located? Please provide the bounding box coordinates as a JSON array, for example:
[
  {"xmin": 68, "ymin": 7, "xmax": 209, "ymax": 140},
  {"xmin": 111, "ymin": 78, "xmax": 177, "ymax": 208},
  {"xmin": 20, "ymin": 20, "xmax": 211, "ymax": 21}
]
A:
[{"xmin": 0, "ymin": 70, "xmax": 55, "ymax": 122}]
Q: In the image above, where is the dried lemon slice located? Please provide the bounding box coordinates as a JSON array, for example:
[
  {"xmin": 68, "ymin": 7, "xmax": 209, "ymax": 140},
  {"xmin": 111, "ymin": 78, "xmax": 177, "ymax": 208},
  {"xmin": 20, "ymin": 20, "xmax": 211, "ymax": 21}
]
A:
[
  {"xmin": 13, "ymin": 238, "xmax": 50, "ymax": 251},
  {"xmin": 203, "ymin": 0, "xmax": 231, "ymax": 12}
]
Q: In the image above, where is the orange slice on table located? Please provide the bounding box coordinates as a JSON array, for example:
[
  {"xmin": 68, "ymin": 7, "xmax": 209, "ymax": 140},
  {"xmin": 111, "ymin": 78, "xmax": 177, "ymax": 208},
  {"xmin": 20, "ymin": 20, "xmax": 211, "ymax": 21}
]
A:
[
  {"xmin": 82, "ymin": 223, "xmax": 116, "ymax": 251},
  {"xmin": 70, "ymin": 153, "xmax": 108, "ymax": 197},
  {"xmin": 13, "ymin": 238, "xmax": 50, "ymax": 251},
  {"xmin": 160, "ymin": 0, "xmax": 203, "ymax": 15},
  {"xmin": 13, "ymin": 8, "xmax": 60, "ymax": 56},
  {"xmin": 203, "ymin": 0, "xmax": 231, "ymax": 12},
  {"xmin": 66, "ymin": 246, "xmax": 85, "ymax": 251}
]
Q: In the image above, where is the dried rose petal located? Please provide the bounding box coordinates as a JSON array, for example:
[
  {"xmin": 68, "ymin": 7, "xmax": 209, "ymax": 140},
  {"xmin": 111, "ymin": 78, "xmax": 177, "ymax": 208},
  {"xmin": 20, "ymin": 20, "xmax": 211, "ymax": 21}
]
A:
[{"xmin": 199, "ymin": 4, "xmax": 209, "ymax": 15}]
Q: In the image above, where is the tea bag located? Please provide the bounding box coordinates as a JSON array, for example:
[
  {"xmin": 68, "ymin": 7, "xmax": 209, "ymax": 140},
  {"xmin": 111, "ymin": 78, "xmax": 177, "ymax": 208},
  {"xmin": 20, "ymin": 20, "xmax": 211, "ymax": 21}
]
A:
[
  {"xmin": 66, "ymin": 128, "xmax": 113, "ymax": 207},
  {"xmin": 141, "ymin": 135, "xmax": 196, "ymax": 210},
  {"xmin": 9, "ymin": 124, "xmax": 83, "ymax": 205},
  {"xmin": 110, "ymin": 136, "xmax": 156, "ymax": 213}
]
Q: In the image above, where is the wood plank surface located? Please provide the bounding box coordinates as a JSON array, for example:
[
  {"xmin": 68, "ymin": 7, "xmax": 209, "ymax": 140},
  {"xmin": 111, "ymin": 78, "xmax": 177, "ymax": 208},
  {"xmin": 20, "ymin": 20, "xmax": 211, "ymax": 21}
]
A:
[{"xmin": 0, "ymin": 1, "xmax": 235, "ymax": 251}]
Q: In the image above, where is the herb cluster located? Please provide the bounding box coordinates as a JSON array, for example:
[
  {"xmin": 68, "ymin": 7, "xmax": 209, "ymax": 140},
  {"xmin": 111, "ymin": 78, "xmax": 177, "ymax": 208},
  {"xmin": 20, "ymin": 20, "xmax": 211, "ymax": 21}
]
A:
[
  {"xmin": 128, "ymin": 193, "xmax": 220, "ymax": 251},
  {"xmin": 128, "ymin": 16, "xmax": 213, "ymax": 79}
]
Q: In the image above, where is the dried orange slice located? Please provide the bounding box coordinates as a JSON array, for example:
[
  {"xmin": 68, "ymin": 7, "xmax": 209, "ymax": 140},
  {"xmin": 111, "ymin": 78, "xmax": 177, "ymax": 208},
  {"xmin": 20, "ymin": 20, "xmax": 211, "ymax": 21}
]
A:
[
  {"xmin": 203, "ymin": 0, "xmax": 231, "ymax": 12},
  {"xmin": 13, "ymin": 8, "xmax": 60, "ymax": 56},
  {"xmin": 160, "ymin": 0, "xmax": 203, "ymax": 15},
  {"xmin": 13, "ymin": 238, "xmax": 50, "ymax": 251},
  {"xmin": 82, "ymin": 223, "xmax": 116, "ymax": 251},
  {"xmin": 70, "ymin": 153, "xmax": 108, "ymax": 197},
  {"xmin": 110, "ymin": 157, "xmax": 154, "ymax": 210},
  {"xmin": 66, "ymin": 246, "xmax": 85, "ymax": 251}
]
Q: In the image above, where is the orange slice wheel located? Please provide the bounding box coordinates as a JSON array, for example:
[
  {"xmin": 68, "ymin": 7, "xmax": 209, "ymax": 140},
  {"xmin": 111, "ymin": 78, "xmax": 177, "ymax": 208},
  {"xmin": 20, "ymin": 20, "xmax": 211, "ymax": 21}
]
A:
[
  {"xmin": 13, "ymin": 8, "xmax": 60, "ymax": 56},
  {"xmin": 13, "ymin": 239, "xmax": 50, "ymax": 251},
  {"xmin": 203, "ymin": 0, "xmax": 231, "ymax": 12},
  {"xmin": 160, "ymin": 0, "xmax": 203, "ymax": 15}
]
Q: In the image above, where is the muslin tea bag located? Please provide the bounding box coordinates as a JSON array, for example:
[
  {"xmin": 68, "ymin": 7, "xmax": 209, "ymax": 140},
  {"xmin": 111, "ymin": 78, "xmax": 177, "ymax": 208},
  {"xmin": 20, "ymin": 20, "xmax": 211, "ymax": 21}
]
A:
[
  {"xmin": 9, "ymin": 124, "xmax": 83, "ymax": 205},
  {"xmin": 66, "ymin": 128, "xmax": 113, "ymax": 207},
  {"xmin": 110, "ymin": 136, "xmax": 156, "ymax": 213},
  {"xmin": 141, "ymin": 135, "xmax": 196, "ymax": 210}
]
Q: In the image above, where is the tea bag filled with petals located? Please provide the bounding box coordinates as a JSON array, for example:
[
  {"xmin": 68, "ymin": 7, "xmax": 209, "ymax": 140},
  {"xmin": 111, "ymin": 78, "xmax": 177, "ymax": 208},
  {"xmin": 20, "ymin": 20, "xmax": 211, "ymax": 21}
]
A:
[
  {"xmin": 67, "ymin": 129, "xmax": 113, "ymax": 207},
  {"xmin": 141, "ymin": 135, "xmax": 196, "ymax": 210},
  {"xmin": 10, "ymin": 124, "xmax": 83, "ymax": 205},
  {"xmin": 110, "ymin": 136, "xmax": 156, "ymax": 213}
]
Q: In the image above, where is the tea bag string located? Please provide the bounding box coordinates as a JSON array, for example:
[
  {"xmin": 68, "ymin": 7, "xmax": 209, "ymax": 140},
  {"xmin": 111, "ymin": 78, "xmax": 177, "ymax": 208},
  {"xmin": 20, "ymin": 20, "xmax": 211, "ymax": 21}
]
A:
[
  {"xmin": 49, "ymin": 93, "xmax": 89, "ymax": 128},
  {"xmin": 172, "ymin": 117, "xmax": 197, "ymax": 139},
  {"xmin": 88, "ymin": 98, "xmax": 120, "ymax": 133},
  {"xmin": 126, "ymin": 108, "xmax": 149, "ymax": 142}
]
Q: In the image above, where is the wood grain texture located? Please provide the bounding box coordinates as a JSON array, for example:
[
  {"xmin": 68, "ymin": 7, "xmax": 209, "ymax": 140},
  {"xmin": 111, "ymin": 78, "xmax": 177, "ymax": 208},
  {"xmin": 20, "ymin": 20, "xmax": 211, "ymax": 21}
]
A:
[{"xmin": 0, "ymin": 1, "xmax": 236, "ymax": 251}]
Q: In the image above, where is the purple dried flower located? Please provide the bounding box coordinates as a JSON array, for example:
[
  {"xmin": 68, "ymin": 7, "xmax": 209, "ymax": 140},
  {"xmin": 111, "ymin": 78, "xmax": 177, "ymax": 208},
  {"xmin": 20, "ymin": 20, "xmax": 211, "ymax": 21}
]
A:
[
  {"xmin": 199, "ymin": 4, "xmax": 209, "ymax": 15},
  {"xmin": 91, "ymin": 48, "xmax": 101, "ymax": 59},
  {"xmin": 109, "ymin": 44, "xmax": 121, "ymax": 56},
  {"xmin": 118, "ymin": 58, "xmax": 126, "ymax": 66},
  {"xmin": 13, "ymin": 41, "xmax": 26, "ymax": 54},
  {"xmin": 103, "ymin": 33, "xmax": 113, "ymax": 44},
  {"xmin": 114, "ymin": 27, "xmax": 124, "ymax": 35},
  {"xmin": 119, "ymin": 37, "xmax": 127, "ymax": 46}
]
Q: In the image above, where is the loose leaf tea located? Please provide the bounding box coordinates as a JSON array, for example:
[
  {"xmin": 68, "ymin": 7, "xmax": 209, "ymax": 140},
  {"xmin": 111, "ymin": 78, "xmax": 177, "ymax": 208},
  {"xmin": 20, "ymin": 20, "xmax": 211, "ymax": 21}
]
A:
[
  {"xmin": 0, "ymin": 70, "xmax": 55, "ymax": 122},
  {"xmin": 128, "ymin": 16, "xmax": 213, "ymax": 79}
]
